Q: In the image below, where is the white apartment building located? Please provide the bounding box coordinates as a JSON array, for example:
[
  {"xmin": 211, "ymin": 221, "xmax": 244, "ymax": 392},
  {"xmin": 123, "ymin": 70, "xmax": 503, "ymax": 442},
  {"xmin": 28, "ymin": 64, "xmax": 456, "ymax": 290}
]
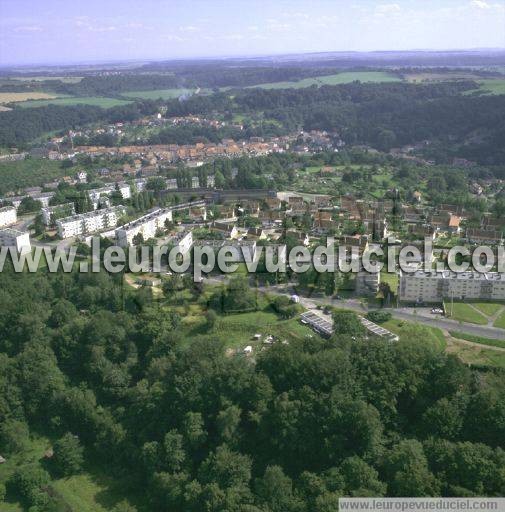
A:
[
  {"xmin": 115, "ymin": 208, "xmax": 173, "ymax": 247},
  {"xmin": 76, "ymin": 171, "xmax": 87, "ymax": 183},
  {"xmin": 41, "ymin": 203, "xmax": 75, "ymax": 226},
  {"xmin": 399, "ymin": 270, "xmax": 505, "ymax": 303},
  {"xmin": 57, "ymin": 206, "xmax": 126, "ymax": 239},
  {"xmin": 166, "ymin": 179, "xmax": 178, "ymax": 190},
  {"xmin": 0, "ymin": 206, "xmax": 17, "ymax": 227},
  {"xmin": 192, "ymin": 239, "xmax": 257, "ymax": 261},
  {"xmin": 0, "ymin": 228, "xmax": 31, "ymax": 254},
  {"xmin": 169, "ymin": 230, "xmax": 194, "ymax": 255},
  {"xmin": 1, "ymin": 192, "xmax": 55, "ymax": 209},
  {"xmin": 88, "ymin": 183, "xmax": 131, "ymax": 209}
]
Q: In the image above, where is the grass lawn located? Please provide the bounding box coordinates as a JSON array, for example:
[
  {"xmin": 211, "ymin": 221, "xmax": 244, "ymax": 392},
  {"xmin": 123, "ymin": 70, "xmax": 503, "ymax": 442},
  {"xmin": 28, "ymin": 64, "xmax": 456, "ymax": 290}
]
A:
[
  {"xmin": 122, "ymin": 88, "xmax": 196, "ymax": 100},
  {"xmin": 382, "ymin": 318, "xmax": 446, "ymax": 351},
  {"xmin": 18, "ymin": 96, "xmax": 132, "ymax": 108},
  {"xmin": 444, "ymin": 302, "xmax": 488, "ymax": 325},
  {"xmin": 51, "ymin": 470, "xmax": 143, "ymax": 512},
  {"xmin": 446, "ymin": 338, "xmax": 505, "ymax": 369},
  {"xmin": 186, "ymin": 307, "xmax": 315, "ymax": 350},
  {"xmin": 493, "ymin": 311, "xmax": 505, "ymax": 329},
  {"xmin": 380, "ymin": 271, "xmax": 399, "ymax": 292},
  {"xmin": 470, "ymin": 301, "xmax": 504, "ymax": 317},
  {"xmin": 249, "ymin": 71, "xmax": 400, "ymax": 89},
  {"xmin": 448, "ymin": 331, "xmax": 505, "ymax": 350}
]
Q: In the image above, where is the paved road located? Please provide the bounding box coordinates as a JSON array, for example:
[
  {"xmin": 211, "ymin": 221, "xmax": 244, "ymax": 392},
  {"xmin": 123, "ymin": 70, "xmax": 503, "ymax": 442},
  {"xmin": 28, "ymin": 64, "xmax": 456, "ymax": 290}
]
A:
[{"xmin": 205, "ymin": 276, "xmax": 505, "ymax": 341}]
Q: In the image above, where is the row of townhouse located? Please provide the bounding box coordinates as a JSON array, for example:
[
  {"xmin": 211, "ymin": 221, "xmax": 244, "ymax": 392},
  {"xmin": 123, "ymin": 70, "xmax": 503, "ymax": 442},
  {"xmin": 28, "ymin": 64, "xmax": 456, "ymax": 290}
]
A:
[
  {"xmin": 56, "ymin": 206, "xmax": 126, "ymax": 239},
  {"xmin": 399, "ymin": 270, "xmax": 505, "ymax": 303}
]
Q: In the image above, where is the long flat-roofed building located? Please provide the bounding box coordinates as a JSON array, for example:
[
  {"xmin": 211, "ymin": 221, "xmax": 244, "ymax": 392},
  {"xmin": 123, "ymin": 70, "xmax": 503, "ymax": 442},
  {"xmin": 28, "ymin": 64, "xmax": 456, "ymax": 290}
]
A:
[
  {"xmin": 41, "ymin": 203, "xmax": 75, "ymax": 226},
  {"xmin": 115, "ymin": 207, "xmax": 173, "ymax": 247},
  {"xmin": 0, "ymin": 228, "xmax": 31, "ymax": 254},
  {"xmin": 88, "ymin": 183, "xmax": 131, "ymax": 209},
  {"xmin": 56, "ymin": 206, "xmax": 125, "ymax": 239},
  {"xmin": 0, "ymin": 206, "xmax": 17, "ymax": 227},
  {"xmin": 399, "ymin": 270, "xmax": 505, "ymax": 303}
]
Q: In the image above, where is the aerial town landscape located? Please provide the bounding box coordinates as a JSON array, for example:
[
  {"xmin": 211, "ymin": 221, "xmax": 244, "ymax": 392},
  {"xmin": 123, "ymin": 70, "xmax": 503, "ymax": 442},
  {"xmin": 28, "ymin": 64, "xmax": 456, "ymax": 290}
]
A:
[{"xmin": 0, "ymin": 0, "xmax": 505, "ymax": 511}]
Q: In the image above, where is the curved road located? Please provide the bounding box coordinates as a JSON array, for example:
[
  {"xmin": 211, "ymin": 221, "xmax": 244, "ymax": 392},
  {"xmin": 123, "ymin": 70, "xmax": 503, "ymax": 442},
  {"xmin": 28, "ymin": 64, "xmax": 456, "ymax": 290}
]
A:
[{"xmin": 206, "ymin": 277, "xmax": 505, "ymax": 341}]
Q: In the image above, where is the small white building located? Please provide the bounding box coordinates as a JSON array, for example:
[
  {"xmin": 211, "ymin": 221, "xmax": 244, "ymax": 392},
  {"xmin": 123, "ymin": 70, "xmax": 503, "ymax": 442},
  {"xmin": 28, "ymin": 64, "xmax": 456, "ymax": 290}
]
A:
[
  {"xmin": 0, "ymin": 228, "xmax": 31, "ymax": 254},
  {"xmin": 0, "ymin": 206, "xmax": 17, "ymax": 227}
]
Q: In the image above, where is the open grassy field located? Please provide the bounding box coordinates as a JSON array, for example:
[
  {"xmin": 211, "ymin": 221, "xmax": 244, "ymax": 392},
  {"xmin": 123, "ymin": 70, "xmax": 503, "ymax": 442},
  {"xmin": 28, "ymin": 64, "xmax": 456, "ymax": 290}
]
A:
[
  {"xmin": 122, "ymin": 88, "xmax": 196, "ymax": 100},
  {"xmin": 464, "ymin": 79, "xmax": 505, "ymax": 95},
  {"xmin": 0, "ymin": 432, "xmax": 144, "ymax": 512},
  {"xmin": 10, "ymin": 75, "xmax": 83, "ymax": 83},
  {"xmin": 18, "ymin": 96, "xmax": 132, "ymax": 108},
  {"xmin": 446, "ymin": 336, "xmax": 505, "ymax": 369},
  {"xmin": 382, "ymin": 318, "xmax": 446, "ymax": 351},
  {"xmin": 0, "ymin": 92, "xmax": 60, "ymax": 104},
  {"xmin": 448, "ymin": 331, "xmax": 505, "ymax": 350},
  {"xmin": 249, "ymin": 71, "xmax": 400, "ymax": 89},
  {"xmin": 443, "ymin": 301, "xmax": 488, "ymax": 325},
  {"xmin": 470, "ymin": 301, "xmax": 504, "ymax": 317},
  {"xmin": 403, "ymin": 71, "xmax": 485, "ymax": 83},
  {"xmin": 493, "ymin": 310, "xmax": 505, "ymax": 329}
]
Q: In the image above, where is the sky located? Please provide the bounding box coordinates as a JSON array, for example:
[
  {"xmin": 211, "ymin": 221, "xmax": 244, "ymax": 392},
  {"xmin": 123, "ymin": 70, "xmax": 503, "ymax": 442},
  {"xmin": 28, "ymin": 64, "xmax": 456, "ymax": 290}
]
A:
[{"xmin": 0, "ymin": 0, "xmax": 504, "ymax": 66}]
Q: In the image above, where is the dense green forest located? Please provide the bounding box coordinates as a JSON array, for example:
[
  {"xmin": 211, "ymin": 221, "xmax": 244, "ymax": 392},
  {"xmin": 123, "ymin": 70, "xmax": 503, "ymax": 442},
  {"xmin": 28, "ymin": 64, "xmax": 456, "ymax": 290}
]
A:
[
  {"xmin": 0, "ymin": 263, "xmax": 504, "ymax": 511},
  {"xmin": 0, "ymin": 101, "xmax": 159, "ymax": 148}
]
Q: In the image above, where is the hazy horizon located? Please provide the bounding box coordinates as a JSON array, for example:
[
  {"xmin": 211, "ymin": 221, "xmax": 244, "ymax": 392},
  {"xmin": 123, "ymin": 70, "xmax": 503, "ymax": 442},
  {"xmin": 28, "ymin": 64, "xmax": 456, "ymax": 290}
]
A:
[{"xmin": 1, "ymin": 0, "xmax": 504, "ymax": 66}]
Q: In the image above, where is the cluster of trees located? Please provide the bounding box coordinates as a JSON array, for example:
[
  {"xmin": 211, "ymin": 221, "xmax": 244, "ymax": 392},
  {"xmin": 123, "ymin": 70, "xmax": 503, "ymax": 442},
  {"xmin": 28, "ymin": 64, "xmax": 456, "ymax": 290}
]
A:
[
  {"xmin": 0, "ymin": 262, "xmax": 504, "ymax": 510},
  {"xmin": 159, "ymin": 81, "xmax": 505, "ymax": 165},
  {"xmin": 3, "ymin": 79, "xmax": 505, "ymax": 167},
  {"xmin": 0, "ymin": 100, "xmax": 158, "ymax": 148}
]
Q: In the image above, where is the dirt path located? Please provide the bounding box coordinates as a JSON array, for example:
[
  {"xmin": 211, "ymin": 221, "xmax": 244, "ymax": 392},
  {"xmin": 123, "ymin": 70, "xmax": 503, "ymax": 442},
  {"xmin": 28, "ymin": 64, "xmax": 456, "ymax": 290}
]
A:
[
  {"xmin": 465, "ymin": 304, "xmax": 505, "ymax": 327},
  {"xmin": 443, "ymin": 330, "xmax": 505, "ymax": 353}
]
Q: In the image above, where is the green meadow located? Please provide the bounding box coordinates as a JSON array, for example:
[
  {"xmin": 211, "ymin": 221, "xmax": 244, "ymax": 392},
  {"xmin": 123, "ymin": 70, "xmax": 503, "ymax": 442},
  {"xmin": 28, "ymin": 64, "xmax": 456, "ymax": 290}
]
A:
[
  {"xmin": 18, "ymin": 96, "xmax": 132, "ymax": 108},
  {"xmin": 248, "ymin": 71, "xmax": 401, "ymax": 89}
]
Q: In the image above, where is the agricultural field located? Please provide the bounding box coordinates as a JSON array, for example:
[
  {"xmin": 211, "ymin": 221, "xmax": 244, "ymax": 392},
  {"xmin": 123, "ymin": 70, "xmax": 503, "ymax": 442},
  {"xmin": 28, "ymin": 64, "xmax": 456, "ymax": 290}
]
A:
[
  {"xmin": 10, "ymin": 75, "xmax": 83, "ymax": 83},
  {"xmin": 18, "ymin": 96, "xmax": 132, "ymax": 108},
  {"xmin": 248, "ymin": 71, "xmax": 400, "ymax": 89},
  {"xmin": 403, "ymin": 71, "xmax": 485, "ymax": 83},
  {"xmin": 122, "ymin": 88, "xmax": 197, "ymax": 100},
  {"xmin": 0, "ymin": 92, "xmax": 60, "ymax": 105},
  {"xmin": 461, "ymin": 78, "xmax": 505, "ymax": 95}
]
